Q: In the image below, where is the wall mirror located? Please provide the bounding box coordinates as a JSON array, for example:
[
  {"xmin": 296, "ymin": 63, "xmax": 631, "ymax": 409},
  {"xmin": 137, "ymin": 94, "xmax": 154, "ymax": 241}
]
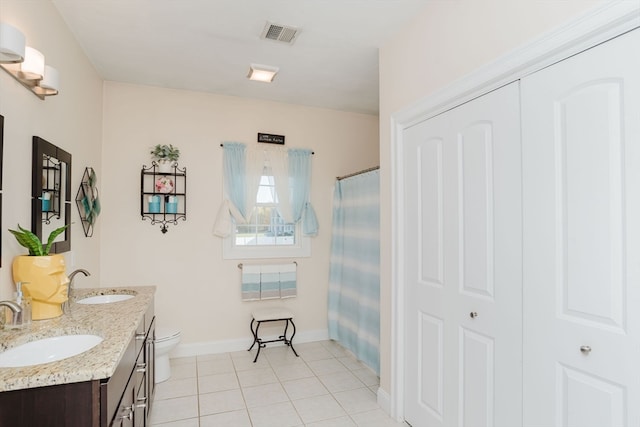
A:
[{"xmin": 32, "ymin": 136, "xmax": 71, "ymax": 253}]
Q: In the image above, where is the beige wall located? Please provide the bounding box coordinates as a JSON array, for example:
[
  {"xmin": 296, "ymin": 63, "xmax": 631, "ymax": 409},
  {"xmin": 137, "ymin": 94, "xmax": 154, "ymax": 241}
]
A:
[
  {"xmin": 377, "ymin": 0, "xmax": 606, "ymax": 394},
  {"xmin": 100, "ymin": 82, "xmax": 379, "ymax": 350},
  {"xmin": 0, "ymin": 0, "xmax": 103, "ymax": 300}
]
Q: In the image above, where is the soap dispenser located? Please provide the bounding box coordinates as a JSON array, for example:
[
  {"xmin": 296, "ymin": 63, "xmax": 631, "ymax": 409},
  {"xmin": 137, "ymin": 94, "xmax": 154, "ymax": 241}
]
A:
[{"xmin": 8, "ymin": 282, "xmax": 32, "ymax": 328}]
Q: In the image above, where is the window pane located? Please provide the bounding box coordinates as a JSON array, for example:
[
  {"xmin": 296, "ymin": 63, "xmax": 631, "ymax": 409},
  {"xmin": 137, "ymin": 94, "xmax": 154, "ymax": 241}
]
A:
[{"xmin": 235, "ymin": 206, "xmax": 295, "ymax": 246}]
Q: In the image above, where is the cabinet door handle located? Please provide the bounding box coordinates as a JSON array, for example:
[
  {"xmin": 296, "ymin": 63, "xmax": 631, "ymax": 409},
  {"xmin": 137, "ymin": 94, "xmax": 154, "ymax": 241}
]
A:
[
  {"xmin": 119, "ymin": 406, "xmax": 133, "ymax": 421},
  {"xmin": 136, "ymin": 362, "xmax": 147, "ymax": 373},
  {"xmin": 135, "ymin": 333, "xmax": 146, "ymax": 341}
]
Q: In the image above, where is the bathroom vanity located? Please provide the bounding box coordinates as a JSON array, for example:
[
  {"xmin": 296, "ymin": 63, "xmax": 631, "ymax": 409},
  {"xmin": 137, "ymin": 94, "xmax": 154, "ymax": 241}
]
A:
[{"xmin": 0, "ymin": 286, "xmax": 155, "ymax": 427}]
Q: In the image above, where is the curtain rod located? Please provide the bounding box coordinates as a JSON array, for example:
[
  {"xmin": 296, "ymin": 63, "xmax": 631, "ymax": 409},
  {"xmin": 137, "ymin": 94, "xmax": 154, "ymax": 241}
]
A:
[
  {"xmin": 337, "ymin": 166, "xmax": 379, "ymax": 181},
  {"xmin": 220, "ymin": 143, "xmax": 314, "ymax": 155}
]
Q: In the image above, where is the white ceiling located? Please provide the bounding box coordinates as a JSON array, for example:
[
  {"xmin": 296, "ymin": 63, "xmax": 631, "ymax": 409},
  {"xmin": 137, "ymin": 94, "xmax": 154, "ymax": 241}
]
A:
[{"xmin": 52, "ymin": 0, "xmax": 429, "ymax": 115}]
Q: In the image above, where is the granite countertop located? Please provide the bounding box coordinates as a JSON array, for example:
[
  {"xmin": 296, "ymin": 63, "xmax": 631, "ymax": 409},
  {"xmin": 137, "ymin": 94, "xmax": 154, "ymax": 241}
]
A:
[{"xmin": 0, "ymin": 286, "xmax": 155, "ymax": 392}]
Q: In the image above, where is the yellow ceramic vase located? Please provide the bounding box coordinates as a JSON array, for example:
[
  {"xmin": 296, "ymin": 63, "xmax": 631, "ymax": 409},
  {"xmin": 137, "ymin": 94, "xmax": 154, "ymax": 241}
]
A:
[{"xmin": 12, "ymin": 254, "xmax": 70, "ymax": 320}]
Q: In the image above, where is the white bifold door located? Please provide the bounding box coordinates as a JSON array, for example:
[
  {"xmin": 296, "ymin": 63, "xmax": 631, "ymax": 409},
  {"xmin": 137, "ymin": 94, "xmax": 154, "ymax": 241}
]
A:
[
  {"xmin": 521, "ymin": 29, "xmax": 640, "ymax": 427},
  {"xmin": 403, "ymin": 82, "xmax": 523, "ymax": 427}
]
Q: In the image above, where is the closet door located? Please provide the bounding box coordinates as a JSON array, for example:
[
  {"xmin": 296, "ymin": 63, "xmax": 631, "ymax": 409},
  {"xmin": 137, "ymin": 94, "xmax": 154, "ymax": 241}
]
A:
[
  {"xmin": 522, "ymin": 28, "xmax": 640, "ymax": 427},
  {"xmin": 403, "ymin": 82, "xmax": 522, "ymax": 427}
]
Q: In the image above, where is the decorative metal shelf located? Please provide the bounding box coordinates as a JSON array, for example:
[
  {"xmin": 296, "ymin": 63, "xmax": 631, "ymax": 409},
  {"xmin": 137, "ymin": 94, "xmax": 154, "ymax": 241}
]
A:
[
  {"xmin": 140, "ymin": 161, "xmax": 187, "ymax": 233},
  {"xmin": 75, "ymin": 167, "xmax": 100, "ymax": 237}
]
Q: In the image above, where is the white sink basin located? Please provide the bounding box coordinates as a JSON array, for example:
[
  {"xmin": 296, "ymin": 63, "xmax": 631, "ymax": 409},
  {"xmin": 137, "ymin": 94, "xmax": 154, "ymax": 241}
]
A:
[
  {"xmin": 77, "ymin": 294, "xmax": 134, "ymax": 304},
  {"xmin": 0, "ymin": 335, "xmax": 103, "ymax": 368}
]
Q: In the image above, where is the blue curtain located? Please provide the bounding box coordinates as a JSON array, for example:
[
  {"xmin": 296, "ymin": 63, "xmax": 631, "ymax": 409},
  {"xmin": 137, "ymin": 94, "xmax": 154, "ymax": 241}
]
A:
[
  {"xmin": 223, "ymin": 142, "xmax": 247, "ymax": 217},
  {"xmin": 288, "ymin": 149, "xmax": 318, "ymax": 236},
  {"xmin": 328, "ymin": 169, "xmax": 380, "ymax": 374}
]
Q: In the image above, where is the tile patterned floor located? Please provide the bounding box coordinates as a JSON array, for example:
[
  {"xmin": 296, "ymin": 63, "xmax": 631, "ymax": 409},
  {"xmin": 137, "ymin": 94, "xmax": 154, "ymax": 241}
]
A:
[{"xmin": 149, "ymin": 340, "xmax": 406, "ymax": 427}]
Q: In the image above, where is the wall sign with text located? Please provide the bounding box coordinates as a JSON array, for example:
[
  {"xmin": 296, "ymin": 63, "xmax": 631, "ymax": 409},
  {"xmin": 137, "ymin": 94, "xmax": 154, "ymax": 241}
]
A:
[{"xmin": 257, "ymin": 133, "xmax": 285, "ymax": 145}]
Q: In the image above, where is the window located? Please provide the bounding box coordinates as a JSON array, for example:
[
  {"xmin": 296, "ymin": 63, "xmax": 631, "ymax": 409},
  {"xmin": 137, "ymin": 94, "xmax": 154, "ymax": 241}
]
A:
[
  {"xmin": 223, "ymin": 175, "xmax": 310, "ymax": 259},
  {"xmin": 235, "ymin": 176, "xmax": 295, "ymax": 247}
]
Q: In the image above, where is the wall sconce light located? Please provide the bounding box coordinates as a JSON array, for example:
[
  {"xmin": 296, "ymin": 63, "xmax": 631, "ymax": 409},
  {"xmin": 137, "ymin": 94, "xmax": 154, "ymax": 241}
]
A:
[
  {"xmin": 0, "ymin": 22, "xmax": 25, "ymax": 63},
  {"xmin": 0, "ymin": 22, "xmax": 59, "ymax": 100},
  {"xmin": 247, "ymin": 64, "xmax": 279, "ymax": 83}
]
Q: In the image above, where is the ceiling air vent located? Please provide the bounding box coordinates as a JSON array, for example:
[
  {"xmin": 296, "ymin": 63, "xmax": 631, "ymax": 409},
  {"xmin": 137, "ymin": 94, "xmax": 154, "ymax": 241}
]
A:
[{"xmin": 260, "ymin": 22, "xmax": 300, "ymax": 44}]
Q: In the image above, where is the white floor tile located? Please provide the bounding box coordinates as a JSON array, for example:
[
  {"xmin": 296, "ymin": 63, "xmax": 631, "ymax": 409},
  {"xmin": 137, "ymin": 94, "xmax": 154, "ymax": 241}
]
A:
[
  {"xmin": 307, "ymin": 358, "xmax": 350, "ymax": 376},
  {"xmin": 197, "ymin": 358, "xmax": 235, "ymax": 376},
  {"xmin": 333, "ymin": 387, "xmax": 379, "ymax": 414},
  {"xmin": 337, "ymin": 356, "xmax": 366, "ymax": 371},
  {"xmin": 236, "ymin": 366, "xmax": 278, "ymax": 387},
  {"xmin": 150, "ymin": 340, "xmax": 389, "ymax": 427},
  {"xmin": 321, "ymin": 340, "xmax": 352, "ymax": 358},
  {"xmin": 352, "ymin": 367, "xmax": 380, "ymax": 387},
  {"xmin": 233, "ymin": 353, "xmax": 271, "ymax": 371},
  {"xmin": 168, "ymin": 362, "xmax": 197, "ymax": 380},
  {"xmin": 272, "ymin": 360, "xmax": 315, "ymax": 381},
  {"xmin": 155, "ymin": 377, "xmax": 198, "ymax": 400},
  {"xmin": 305, "ymin": 416, "xmax": 358, "ymax": 427},
  {"xmin": 149, "ymin": 395, "xmax": 199, "ymax": 424},
  {"xmin": 247, "ymin": 401, "xmax": 303, "ymax": 427},
  {"xmin": 350, "ymin": 408, "xmax": 408, "ymax": 426},
  {"xmin": 198, "ymin": 372, "xmax": 239, "ymax": 394},
  {"xmin": 292, "ymin": 394, "xmax": 347, "ymax": 424},
  {"xmin": 282, "ymin": 376, "xmax": 329, "ymax": 400},
  {"xmin": 242, "ymin": 381, "xmax": 290, "ymax": 408},
  {"xmin": 199, "ymin": 389, "xmax": 246, "ymax": 416},
  {"xmin": 149, "ymin": 417, "xmax": 199, "ymax": 427},
  {"xmin": 200, "ymin": 409, "xmax": 252, "ymax": 427},
  {"xmin": 300, "ymin": 347, "xmax": 335, "ymax": 362},
  {"xmin": 197, "ymin": 352, "xmax": 232, "ymax": 362},
  {"xmin": 170, "ymin": 356, "xmax": 196, "ymax": 366},
  {"xmin": 318, "ymin": 371, "xmax": 366, "ymax": 393}
]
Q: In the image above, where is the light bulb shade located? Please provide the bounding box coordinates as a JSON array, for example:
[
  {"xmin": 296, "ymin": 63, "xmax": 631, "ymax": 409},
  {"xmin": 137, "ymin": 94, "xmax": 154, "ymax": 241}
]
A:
[
  {"xmin": 0, "ymin": 22, "xmax": 26, "ymax": 63},
  {"xmin": 19, "ymin": 46, "xmax": 45, "ymax": 80},
  {"xmin": 247, "ymin": 64, "xmax": 279, "ymax": 82},
  {"xmin": 34, "ymin": 65, "xmax": 59, "ymax": 96}
]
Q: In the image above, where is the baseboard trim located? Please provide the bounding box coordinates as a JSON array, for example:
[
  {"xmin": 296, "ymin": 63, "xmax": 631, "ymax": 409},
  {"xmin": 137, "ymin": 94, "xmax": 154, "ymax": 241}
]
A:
[
  {"xmin": 377, "ymin": 387, "xmax": 392, "ymax": 417},
  {"xmin": 170, "ymin": 328, "xmax": 330, "ymax": 358}
]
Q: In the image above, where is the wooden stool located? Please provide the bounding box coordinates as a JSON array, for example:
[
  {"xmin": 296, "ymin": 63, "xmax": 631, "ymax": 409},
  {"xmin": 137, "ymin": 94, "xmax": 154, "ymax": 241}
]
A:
[{"xmin": 248, "ymin": 308, "xmax": 299, "ymax": 363}]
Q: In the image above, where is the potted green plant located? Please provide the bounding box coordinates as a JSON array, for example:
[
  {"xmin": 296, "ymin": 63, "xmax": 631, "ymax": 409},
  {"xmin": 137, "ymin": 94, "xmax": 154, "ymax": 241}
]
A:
[
  {"xmin": 9, "ymin": 223, "xmax": 68, "ymax": 256},
  {"xmin": 9, "ymin": 224, "xmax": 70, "ymax": 320},
  {"xmin": 150, "ymin": 144, "xmax": 180, "ymax": 172}
]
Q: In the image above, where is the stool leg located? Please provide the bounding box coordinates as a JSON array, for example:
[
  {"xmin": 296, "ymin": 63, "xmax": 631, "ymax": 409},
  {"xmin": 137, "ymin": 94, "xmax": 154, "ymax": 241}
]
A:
[
  {"xmin": 288, "ymin": 319, "xmax": 299, "ymax": 357},
  {"xmin": 248, "ymin": 318, "xmax": 258, "ymax": 351},
  {"xmin": 253, "ymin": 321, "xmax": 263, "ymax": 363}
]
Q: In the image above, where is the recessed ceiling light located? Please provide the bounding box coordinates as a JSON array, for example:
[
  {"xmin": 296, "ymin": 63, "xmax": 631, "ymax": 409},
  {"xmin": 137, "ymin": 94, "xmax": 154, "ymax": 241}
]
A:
[{"xmin": 247, "ymin": 64, "xmax": 279, "ymax": 83}]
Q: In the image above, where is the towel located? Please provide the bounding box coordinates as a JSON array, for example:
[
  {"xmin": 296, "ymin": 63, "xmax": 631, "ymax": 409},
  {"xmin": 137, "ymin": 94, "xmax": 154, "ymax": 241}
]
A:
[
  {"xmin": 241, "ymin": 264, "xmax": 261, "ymax": 301},
  {"xmin": 260, "ymin": 264, "xmax": 281, "ymax": 299},
  {"xmin": 279, "ymin": 263, "xmax": 297, "ymax": 298}
]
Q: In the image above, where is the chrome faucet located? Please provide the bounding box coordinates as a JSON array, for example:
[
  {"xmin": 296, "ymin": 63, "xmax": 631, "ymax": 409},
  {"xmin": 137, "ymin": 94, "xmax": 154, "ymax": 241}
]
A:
[
  {"xmin": 63, "ymin": 268, "xmax": 91, "ymax": 313},
  {"xmin": 0, "ymin": 301, "xmax": 22, "ymax": 328}
]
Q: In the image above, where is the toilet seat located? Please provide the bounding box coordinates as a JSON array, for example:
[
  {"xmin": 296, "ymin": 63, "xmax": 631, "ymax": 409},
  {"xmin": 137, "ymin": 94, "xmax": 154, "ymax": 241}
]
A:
[{"xmin": 155, "ymin": 327, "xmax": 181, "ymax": 343}]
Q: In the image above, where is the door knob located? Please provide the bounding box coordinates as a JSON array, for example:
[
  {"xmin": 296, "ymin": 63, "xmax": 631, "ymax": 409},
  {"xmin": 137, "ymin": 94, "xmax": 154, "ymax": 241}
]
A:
[
  {"xmin": 580, "ymin": 345, "xmax": 592, "ymax": 354},
  {"xmin": 470, "ymin": 312, "xmax": 478, "ymax": 319}
]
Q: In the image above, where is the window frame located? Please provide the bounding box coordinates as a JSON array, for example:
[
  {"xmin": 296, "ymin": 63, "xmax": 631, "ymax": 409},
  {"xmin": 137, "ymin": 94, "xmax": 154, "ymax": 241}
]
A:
[{"xmin": 222, "ymin": 174, "xmax": 311, "ymax": 260}]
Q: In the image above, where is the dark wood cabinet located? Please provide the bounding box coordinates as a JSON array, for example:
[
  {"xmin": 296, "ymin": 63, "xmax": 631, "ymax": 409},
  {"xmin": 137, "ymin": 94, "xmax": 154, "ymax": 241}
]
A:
[{"xmin": 0, "ymin": 303, "xmax": 155, "ymax": 427}]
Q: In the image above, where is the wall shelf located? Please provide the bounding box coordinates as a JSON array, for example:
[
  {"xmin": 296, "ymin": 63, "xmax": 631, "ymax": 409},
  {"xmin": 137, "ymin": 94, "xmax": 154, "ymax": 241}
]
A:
[{"xmin": 140, "ymin": 162, "xmax": 186, "ymax": 233}]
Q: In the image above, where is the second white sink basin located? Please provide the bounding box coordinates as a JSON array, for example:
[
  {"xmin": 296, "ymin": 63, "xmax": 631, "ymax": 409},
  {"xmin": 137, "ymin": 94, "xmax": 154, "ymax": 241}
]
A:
[
  {"xmin": 0, "ymin": 335, "xmax": 103, "ymax": 368},
  {"xmin": 77, "ymin": 294, "xmax": 134, "ymax": 304}
]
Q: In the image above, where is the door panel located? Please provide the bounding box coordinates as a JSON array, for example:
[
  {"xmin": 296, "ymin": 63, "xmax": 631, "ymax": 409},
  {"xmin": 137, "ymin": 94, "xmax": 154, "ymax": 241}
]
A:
[
  {"xmin": 403, "ymin": 82, "xmax": 522, "ymax": 427},
  {"xmin": 522, "ymin": 28, "xmax": 640, "ymax": 427}
]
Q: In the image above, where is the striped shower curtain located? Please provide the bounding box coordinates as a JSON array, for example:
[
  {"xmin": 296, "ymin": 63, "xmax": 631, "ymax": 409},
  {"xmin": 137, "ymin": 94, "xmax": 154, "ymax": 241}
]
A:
[{"xmin": 328, "ymin": 169, "xmax": 380, "ymax": 374}]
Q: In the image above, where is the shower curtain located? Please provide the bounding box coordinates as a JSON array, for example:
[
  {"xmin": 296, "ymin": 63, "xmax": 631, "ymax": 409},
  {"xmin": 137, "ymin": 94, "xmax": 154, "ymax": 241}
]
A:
[{"xmin": 328, "ymin": 169, "xmax": 380, "ymax": 374}]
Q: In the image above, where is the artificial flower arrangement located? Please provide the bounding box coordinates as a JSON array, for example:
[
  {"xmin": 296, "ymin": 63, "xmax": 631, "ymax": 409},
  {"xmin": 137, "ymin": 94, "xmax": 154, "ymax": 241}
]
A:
[{"xmin": 155, "ymin": 176, "xmax": 174, "ymax": 193}]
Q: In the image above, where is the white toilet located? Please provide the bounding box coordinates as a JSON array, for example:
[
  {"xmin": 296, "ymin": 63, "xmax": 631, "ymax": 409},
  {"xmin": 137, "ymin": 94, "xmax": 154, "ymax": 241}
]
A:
[{"xmin": 154, "ymin": 327, "xmax": 181, "ymax": 383}]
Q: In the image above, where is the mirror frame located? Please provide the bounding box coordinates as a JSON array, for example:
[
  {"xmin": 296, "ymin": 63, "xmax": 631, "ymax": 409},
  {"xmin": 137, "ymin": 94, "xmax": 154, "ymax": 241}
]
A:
[{"xmin": 32, "ymin": 136, "xmax": 71, "ymax": 253}]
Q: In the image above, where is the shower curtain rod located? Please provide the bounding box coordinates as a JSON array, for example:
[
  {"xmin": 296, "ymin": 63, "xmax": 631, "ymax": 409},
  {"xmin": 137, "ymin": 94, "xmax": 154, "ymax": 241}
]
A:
[
  {"xmin": 336, "ymin": 166, "xmax": 379, "ymax": 181},
  {"xmin": 219, "ymin": 143, "xmax": 314, "ymax": 154}
]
